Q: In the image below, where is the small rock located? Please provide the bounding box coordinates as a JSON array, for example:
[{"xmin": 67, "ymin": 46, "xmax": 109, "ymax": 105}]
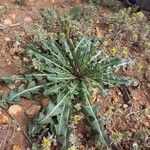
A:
[
  {"xmin": 8, "ymin": 84, "xmax": 16, "ymax": 89},
  {"xmin": 79, "ymin": 145, "xmax": 86, "ymax": 150},
  {"xmin": 9, "ymin": 13, "xmax": 16, "ymax": 20},
  {"xmin": 8, "ymin": 105, "xmax": 22, "ymax": 116},
  {"xmin": 25, "ymin": 104, "xmax": 41, "ymax": 118},
  {"xmin": 136, "ymin": 12, "xmax": 145, "ymax": 19},
  {"xmin": 24, "ymin": 16, "xmax": 33, "ymax": 23},
  {"xmin": 117, "ymin": 91, "xmax": 122, "ymax": 96},
  {"xmin": 144, "ymin": 122, "xmax": 150, "ymax": 128},
  {"xmin": 10, "ymin": 48, "xmax": 16, "ymax": 55},
  {"xmin": 16, "ymin": 127, "xmax": 21, "ymax": 132},
  {"xmin": 0, "ymin": 113, "xmax": 9, "ymax": 124},
  {"xmin": 123, "ymin": 104, "xmax": 128, "ymax": 109},
  {"xmin": 130, "ymin": 128, "xmax": 137, "ymax": 133},
  {"xmin": 3, "ymin": 17, "xmax": 13, "ymax": 25},
  {"xmin": 133, "ymin": 96, "xmax": 137, "ymax": 101},
  {"xmin": 12, "ymin": 145, "xmax": 22, "ymax": 150},
  {"xmin": 146, "ymin": 115, "xmax": 150, "ymax": 120},
  {"xmin": 147, "ymin": 83, "xmax": 150, "ymax": 88},
  {"xmin": 5, "ymin": 37, "xmax": 11, "ymax": 42}
]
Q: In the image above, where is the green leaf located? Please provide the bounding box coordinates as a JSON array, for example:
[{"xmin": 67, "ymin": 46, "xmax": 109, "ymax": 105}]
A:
[
  {"xmin": 55, "ymin": 103, "xmax": 72, "ymax": 149},
  {"xmin": 81, "ymin": 82, "xmax": 107, "ymax": 146},
  {"xmin": 28, "ymin": 45, "xmax": 70, "ymax": 73},
  {"xmin": 0, "ymin": 82, "xmax": 53, "ymax": 108},
  {"xmin": 33, "ymin": 83, "xmax": 77, "ymax": 125},
  {"xmin": 68, "ymin": 6, "xmax": 81, "ymax": 20}
]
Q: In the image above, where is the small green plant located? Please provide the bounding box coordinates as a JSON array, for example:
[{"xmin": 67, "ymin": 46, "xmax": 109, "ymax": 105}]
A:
[
  {"xmin": 111, "ymin": 131, "xmax": 123, "ymax": 145},
  {"xmin": 39, "ymin": 7, "xmax": 82, "ymax": 39},
  {"xmin": 0, "ymin": 8, "xmax": 137, "ymax": 149},
  {"xmin": 0, "ymin": 5, "xmax": 6, "ymax": 18},
  {"xmin": 89, "ymin": 0, "xmax": 118, "ymax": 7},
  {"xmin": 105, "ymin": 8, "xmax": 150, "ymax": 53}
]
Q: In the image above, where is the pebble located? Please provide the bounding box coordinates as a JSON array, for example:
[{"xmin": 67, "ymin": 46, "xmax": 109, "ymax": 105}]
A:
[
  {"xmin": 8, "ymin": 84, "xmax": 16, "ymax": 89},
  {"xmin": 12, "ymin": 145, "xmax": 22, "ymax": 150},
  {"xmin": 24, "ymin": 16, "xmax": 33, "ymax": 23},
  {"xmin": 3, "ymin": 17, "xmax": 13, "ymax": 25},
  {"xmin": 5, "ymin": 37, "xmax": 11, "ymax": 42},
  {"xmin": 8, "ymin": 105, "xmax": 22, "ymax": 116},
  {"xmin": 123, "ymin": 104, "xmax": 128, "ymax": 109},
  {"xmin": 0, "ymin": 113, "xmax": 9, "ymax": 124},
  {"xmin": 25, "ymin": 104, "xmax": 41, "ymax": 118},
  {"xmin": 136, "ymin": 12, "xmax": 145, "ymax": 19},
  {"xmin": 117, "ymin": 91, "xmax": 122, "ymax": 96},
  {"xmin": 9, "ymin": 13, "xmax": 16, "ymax": 20},
  {"xmin": 16, "ymin": 127, "xmax": 21, "ymax": 132},
  {"xmin": 146, "ymin": 115, "xmax": 150, "ymax": 120},
  {"xmin": 147, "ymin": 83, "xmax": 150, "ymax": 88},
  {"xmin": 144, "ymin": 122, "xmax": 150, "ymax": 128}
]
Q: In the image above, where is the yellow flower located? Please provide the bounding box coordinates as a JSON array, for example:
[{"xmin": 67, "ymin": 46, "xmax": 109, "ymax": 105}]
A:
[
  {"xmin": 136, "ymin": 64, "xmax": 143, "ymax": 72},
  {"xmin": 103, "ymin": 40, "xmax": 108, "ymax": 46},
  {"xmin": 108, "ymin": 28, "xmax": 113, "ymax": 33},
  {"xmin": 122, "ymin": 47, "xmax": 128, "ymax": 56},
  {"xmin": 72, "ymin": 115, "xmax": 82, "ymax": 124},
  {"xmin": 136, "ymin": 12, "xmax": 144, "ymax": 19},
  {"xmin": 41, "ymin": 137, "xmax": 52, "ymax": 150},
  {"xmin": 68, "ymin": 146, "xmax": 77, "ymax": 150},
  {"xmin": 111, "ymin": 47, "xmax": 117, "ymax": 54}
]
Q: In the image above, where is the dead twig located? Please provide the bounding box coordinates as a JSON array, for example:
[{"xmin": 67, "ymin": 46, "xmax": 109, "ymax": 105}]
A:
[
  {"xmin": 0, "ymin": 22, "xmax": 23, "ymax": 30},
  {"xmin": 118, "ymin": 85, "xmax": 133, "ymax": 106}
]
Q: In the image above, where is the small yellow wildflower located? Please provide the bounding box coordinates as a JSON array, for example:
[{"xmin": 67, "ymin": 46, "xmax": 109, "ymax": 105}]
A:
[
  {"xmin": 136, "ymin": 12, "xmax": 144, "ymax": 19},
  {"xmin": 112, "ymin": 131, "xmax": 123, "ymax": 145},
  {"xmin": 68, "ymin": 146, "xmax": 77, "ymax": 150},
  {"xmin": 132, "ymin": 33, "xmax": 138, "ymax": 40},
  {"xmin": 136, "ymin": 64, "xmax": 143, "ymax": 72},
  {"xmin": 122, "ymin": 50, "xmax": 128, "ymax": 56},
  {"xmin": 72, "ymin": 115, "xmax": 82, "ymax": 124},
  {"xmin": 111, "ymin": 47, "xmax": 117, "ymax": 54},
  {"xmin": 41, "ymin": 137, "xmax": 52, "ymax": 150},
  {"xmin": 108, "ymin": 28, "xmax": 113, "ymax": 33},
  {"xmin": 103, "ymin": 40, "xmax": 108, "ymax": 46},
  {"xmin": 122, "ymin": 47, "xmax": 129, "ymax": 56}
]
